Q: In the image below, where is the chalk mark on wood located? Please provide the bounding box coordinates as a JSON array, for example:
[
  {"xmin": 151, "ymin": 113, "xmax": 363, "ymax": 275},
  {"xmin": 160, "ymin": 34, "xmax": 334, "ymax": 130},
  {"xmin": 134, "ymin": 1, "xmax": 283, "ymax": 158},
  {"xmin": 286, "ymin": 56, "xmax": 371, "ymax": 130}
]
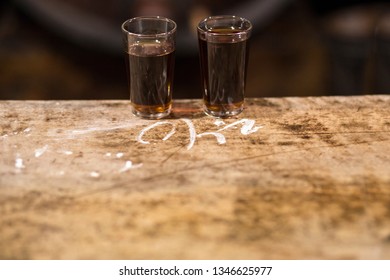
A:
[{"xmin": 137, "ymin": 118, "xmax": 263, "ymax": 150}]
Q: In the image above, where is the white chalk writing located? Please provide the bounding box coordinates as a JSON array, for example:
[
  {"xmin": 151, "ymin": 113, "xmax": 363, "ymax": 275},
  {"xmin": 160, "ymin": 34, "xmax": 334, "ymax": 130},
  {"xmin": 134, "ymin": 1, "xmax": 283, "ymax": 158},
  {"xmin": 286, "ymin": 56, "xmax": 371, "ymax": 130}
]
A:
[
  {"xmin": 119, "ymin": 160, "xmax": 143, "ymax": 173},
  {"xmin": 15, "ymin": 157, "xmax": 25, "ymax": 169},
  {"xmin": 217, "ymin": 119, "xmax": 262, "ymax": 135},
  {"xmin": 137, "ymin": 118, "xmax": 262, "ymax": 150},
  {"xmin": 34, "ymin": 145, "xmax": 49, "ymax": 158},
  {"xmin": 90, "ymin": 171, "xmax": 100, "ymax": 178}
]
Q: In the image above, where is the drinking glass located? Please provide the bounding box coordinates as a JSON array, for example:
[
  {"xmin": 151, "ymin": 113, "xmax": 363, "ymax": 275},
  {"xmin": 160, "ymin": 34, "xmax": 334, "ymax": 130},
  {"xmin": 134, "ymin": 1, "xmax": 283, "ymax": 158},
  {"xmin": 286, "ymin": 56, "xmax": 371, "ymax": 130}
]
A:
[
  {"xmin": 122, "ymin": 16, "xmax": 176, "ymax": 119},
  {"xmin": 198, "ymin": 15, "xmax": 252, "ymax": 118}
]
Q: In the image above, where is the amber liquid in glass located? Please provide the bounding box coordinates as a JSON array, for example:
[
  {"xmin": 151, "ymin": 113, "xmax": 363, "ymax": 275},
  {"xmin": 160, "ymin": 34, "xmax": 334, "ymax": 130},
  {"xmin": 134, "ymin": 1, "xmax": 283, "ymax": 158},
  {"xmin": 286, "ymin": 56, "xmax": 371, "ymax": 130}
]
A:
[
  {"xmin": 126, "ymin": 42, "xmax": 174, "ymax": 119},
  {"xmin": 199, "ymin": 29, "xmax": 249, "ymax": 117}
]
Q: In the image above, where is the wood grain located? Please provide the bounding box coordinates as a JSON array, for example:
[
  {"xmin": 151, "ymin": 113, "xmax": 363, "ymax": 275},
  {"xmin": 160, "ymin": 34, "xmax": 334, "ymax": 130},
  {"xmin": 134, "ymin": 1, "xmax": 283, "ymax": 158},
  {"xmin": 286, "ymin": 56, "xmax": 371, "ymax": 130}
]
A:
[{"xmin": 1, "ymin": 96, "xmax": 390, "ymax": 259}]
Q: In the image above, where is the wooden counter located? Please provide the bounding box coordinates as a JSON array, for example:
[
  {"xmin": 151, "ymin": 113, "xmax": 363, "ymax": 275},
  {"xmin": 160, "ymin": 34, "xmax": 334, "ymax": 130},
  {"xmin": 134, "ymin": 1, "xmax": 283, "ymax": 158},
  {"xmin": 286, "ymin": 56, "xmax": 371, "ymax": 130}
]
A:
[{"xmin": 1, "ymin": 96, "xmax": 390, "ymax": 259}]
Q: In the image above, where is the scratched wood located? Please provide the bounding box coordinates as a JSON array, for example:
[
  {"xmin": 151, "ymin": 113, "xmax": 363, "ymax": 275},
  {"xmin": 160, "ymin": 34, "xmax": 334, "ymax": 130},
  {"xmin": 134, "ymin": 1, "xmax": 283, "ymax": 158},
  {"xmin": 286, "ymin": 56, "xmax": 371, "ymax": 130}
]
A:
[{"xmin": 0, "ymin": 96, "xmax": 390, "ymax": 259}]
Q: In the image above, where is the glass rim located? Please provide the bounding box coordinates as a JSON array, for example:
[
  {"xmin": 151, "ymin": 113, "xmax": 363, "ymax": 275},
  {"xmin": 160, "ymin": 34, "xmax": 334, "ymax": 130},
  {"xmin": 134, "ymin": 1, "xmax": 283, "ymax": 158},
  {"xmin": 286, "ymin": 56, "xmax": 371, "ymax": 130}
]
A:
[
  {"xmin": 121, "ymin": 16, "xmax": 177, "ymax": 38},
  {"xmin": 197, "ymin": 15, "xmax": 252, "ymax": 36}
]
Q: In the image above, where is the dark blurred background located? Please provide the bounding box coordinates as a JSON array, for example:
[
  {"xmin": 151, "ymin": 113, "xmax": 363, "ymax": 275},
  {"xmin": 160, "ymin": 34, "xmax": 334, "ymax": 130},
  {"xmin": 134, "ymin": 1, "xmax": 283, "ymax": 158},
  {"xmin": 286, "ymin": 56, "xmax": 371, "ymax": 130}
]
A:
[{"xmin": 1, "ymin": 0, "xmax": 390, "ymax": 100}]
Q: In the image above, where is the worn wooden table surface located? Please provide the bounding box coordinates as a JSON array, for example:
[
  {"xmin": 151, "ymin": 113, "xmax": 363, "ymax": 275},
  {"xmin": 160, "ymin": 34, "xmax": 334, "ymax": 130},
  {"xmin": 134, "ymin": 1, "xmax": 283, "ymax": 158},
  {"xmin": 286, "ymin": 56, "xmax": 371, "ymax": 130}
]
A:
[{"xmin": 1, "ymin": 96, "xmax": 390, "ymax": 259}]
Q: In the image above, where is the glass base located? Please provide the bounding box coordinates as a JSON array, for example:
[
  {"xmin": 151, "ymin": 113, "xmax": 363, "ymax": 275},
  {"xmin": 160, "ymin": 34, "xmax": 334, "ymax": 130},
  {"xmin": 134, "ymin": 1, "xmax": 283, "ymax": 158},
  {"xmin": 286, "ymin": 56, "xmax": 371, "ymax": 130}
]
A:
[
  {"xmin": 132, "ymin": 108, "xmax": 171, "ymax": 120},
  {"xmin": 131, "ymin": 102, "xmax": 172, "ymax": 120},
  {"xmin": 203, "ymin": 105, "xmax": 244, "ymax": 118}
]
